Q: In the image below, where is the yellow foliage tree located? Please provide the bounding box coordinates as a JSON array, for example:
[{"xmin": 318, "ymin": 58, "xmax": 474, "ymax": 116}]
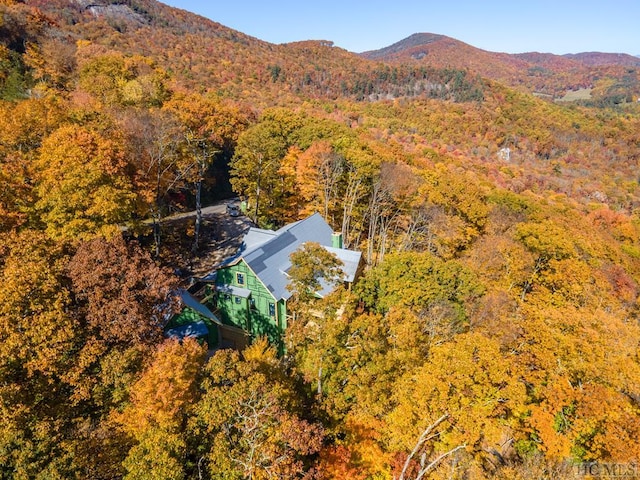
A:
[
  {"xmin": 386, "ymin": 332, "xmax": 529, "ymax": 473},
  {"xmin": 116, "ymin": 338, "xmax": 206, "ymax": 479},
  {"xmin": 34, "ymin": 124, "xmax": 138, "ymax": 240}
]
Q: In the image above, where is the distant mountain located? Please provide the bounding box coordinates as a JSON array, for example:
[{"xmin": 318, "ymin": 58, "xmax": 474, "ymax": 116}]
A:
[
  {"xmin": 18, "ymin": 1, "xmax": 485, "ymax": 102},
  {"xmin": 16, "ymin": 2, "xmax": 639, "ymax": 103},
  {"xmin": 28, "ymin": 0, "xmax": 265, "ymax": 48},
  {"xmin": 361, "ymin": 33, "xmax": 448, "ymax": 60},
  {"xmin": 364, "ymin": 33, "xmax": 552, "ymax": 88},
  {"xmin": 563, "ymin": 52, "xmax": 640, "ymax": 67},
  {"xmin": 362, "ymin": 33, "xmax": 639, "ymax": 99}
]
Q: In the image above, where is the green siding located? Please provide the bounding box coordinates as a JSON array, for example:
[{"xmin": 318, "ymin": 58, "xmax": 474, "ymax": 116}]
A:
[
  {"xmin": 216, "ymin": 293, "xmax": 249, "ymax": 330},
  {"xmin": 278, "ymin": 300, "xmax": 287, "ymax": 330},
  {"xmin": 215, "ymin": 260, "xmax": 285, "ymax": 346}
]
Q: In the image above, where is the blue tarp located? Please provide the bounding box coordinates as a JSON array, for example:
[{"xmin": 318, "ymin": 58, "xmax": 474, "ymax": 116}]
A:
[{"xmin": 166, "ymin": 320, "xmax": 209, "ymax": 340}]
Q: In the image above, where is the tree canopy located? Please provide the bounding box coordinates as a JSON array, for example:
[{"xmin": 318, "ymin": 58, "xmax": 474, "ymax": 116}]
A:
[{"xmin": 1, "ymin": 1, "xmax": 640, "ymax": 478}]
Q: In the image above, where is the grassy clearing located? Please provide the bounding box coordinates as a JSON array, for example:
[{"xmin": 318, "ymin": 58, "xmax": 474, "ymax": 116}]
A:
[{"xmin": 556, "ymin": 88, "xmax": 592, "ymax": 102}]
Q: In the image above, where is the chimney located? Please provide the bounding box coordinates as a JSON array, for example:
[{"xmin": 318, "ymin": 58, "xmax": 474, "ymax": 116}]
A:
[{"xmin": 331, "ymin": 232, "xmax": 343, "ymax": 249}]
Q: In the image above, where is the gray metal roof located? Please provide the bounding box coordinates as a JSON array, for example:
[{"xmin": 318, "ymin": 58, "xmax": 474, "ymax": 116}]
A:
[
  {"xmin": 239, "ymin": 213, "xmax": 361, "ymax": 301},
  {"xmin": 200, "ymin": 270, "xmax": 217, "ymax": 283},
  {"xmin": 216, "ymin": 284, "xmax": 252, "ymax": 298},
  {"xmin": 179, "ymin": 290, "xmax": 222, "ymax": 325},
  {"xmin": 242, "ymin": 228, "xmax": 278, "ymax": 251},
  {"xmin": 314, "ymin": 248, "xmax": 362, "ymax": 298},
  {"xmin": 325, "ymin": 246, "xmax": 361, "ymax": 282}
]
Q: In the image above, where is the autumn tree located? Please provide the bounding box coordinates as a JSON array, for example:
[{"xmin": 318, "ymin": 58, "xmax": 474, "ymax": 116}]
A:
[
  {"xmin": 0, "ymin": 231, "xmax": 182, "ymax": 478},
  {"xmin": 513, "ymin": 303, "xmax": 640, "ymax": 463},
  {"xmin": 397, "ymin": 414, "xmax": 467, "ymax": 480},
  {"xmin": 0, "ymin": 96, "xmax": 66, "ymax": 233},
  {"xmin": 0, "ymin": 95, "xmax": 66, "ymax": 155},
  {"xmin": 120, "ymin": 108, "xmax": 190, "ymax": 256},
  {"xmin": 513, "ymin": 218, "xmax": 584, "ymax": 302},
  {"xmin": 45, "ymin": 235, "xmax": 179, "ymax": 478},
  {"xmin": 195, "ymin": 339, "xmax": 324, "ymax": 479},
  {"xmin": 414, "ymin": 165, "xmax": 489, "ymax": 258},
  {"xmin": 0, "ymin": 231, "xmax": 80, "ymax": 478},
  {"xmin": 34, "ymin": 124, "xmax": 138, "ymax": 240},
  {"xmin": 163, "ymin": 93, "xmax": 248, "ymax": 251},
  {"xmin": 287, "ymin": 241, "xmax": 344, "ymax": 305},
  {"xmin": 274, "ymin": 145, "xmax": 303, "ymax": 224},
  {"xmin": 24, "ymin": 35, "xmax": 76, "ymax": 91},
  {"xmin": 296, "ymin": 140, "xmax": 344, "ymax": 221},
  {"xmin": 230, "ymin": 109, "xmax": 305, "ymax": 225},
  {"xmin": 67, "ymin": 235, "xmax": 177, "ymax": 347},
  {"xmin": 333, "ymin": 136, "xmax": 379, "ymax": 248},
  {"xmin": 366, "ymin": 161, "xmax": 421, "ymax": 265},
  {"xmin": 386, "ymin": 332, "xmax": 529, "ymax": 478},
  {"xmin": 117, "ymin": 338, "xmax": 207, "ymax": 480},
  {"xmin": 78, "ymin": 51, "xmax": 169, "ymax": 108},
  {"xmin": 61, "ymin": 235, "xmax": 178, "ymax": 431},
  {"xmin": 357, "ymin": 251, "xmax": 483, "ymax": 326},
  {"xmin": 0, "ymin": 151, "xmax": 32, "ymax": 233},
  {"xmin": 0, "ymin": 1, "xmax": 50, "ymax": 99}
]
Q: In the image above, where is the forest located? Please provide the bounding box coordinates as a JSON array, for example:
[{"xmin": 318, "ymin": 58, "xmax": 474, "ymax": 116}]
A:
[{"xmin": 1, "ymin": 0, "xmax": 640, "ymax": 479}]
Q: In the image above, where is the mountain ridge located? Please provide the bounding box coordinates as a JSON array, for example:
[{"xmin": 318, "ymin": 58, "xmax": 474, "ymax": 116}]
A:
[
  {"xmin": 361, "ymin": 32, "xmax": 640, "ymax": 99},
  {"xmin": 15, "ymin": 1, "xmax": 640, "ymax": 103},
  {"xmin": 357, "ymin": 32, "xmax": 615, "ymax": 58},
  {"xmin": 18, "ymin": 0, "xmax": 487, "ymax": 102}
]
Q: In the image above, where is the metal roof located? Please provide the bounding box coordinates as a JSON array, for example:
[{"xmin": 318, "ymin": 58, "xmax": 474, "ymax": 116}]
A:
[
  {"xmin": 216, "ymin": 284, "xmax": 252, "ymax": 298},
  {"xmin": 325, "ymin": 246, "xmax": 361, "ymax": 283},
  {"xmin": 242, "ymin": 228, "xmax": 278, "ymax": 251},
  {"xmin": 178, "ymin": 290, "xmax": 222, "ymax": 325},
  {"xmin": 239, "ymin": 213, "xmax": 361, "ymax": 301}
]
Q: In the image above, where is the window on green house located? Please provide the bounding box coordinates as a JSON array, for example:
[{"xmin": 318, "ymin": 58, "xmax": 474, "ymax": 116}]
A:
[
  {"xmin": 250, "ymin": 298, "xmax": 256, "ymax": 310},
  {"xmin": 234, "ymin": 296, "xmax": 241, "ymax": 304},
  {"xmin": 236, "ymin": 272, "xmax": 245, "ymax": 285},
  {"xmin": 269, "ymin": 303, "xmax": 276, "ymax": 317}
]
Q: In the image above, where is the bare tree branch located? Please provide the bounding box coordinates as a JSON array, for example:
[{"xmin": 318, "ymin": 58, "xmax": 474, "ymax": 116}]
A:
[
  {"xmin": 415, "ymin": 445, "xmax": 466, "ymax": 480},
  {"xmin": 399, "ymin": 413, "xmax": 449, "ymax": 480}
]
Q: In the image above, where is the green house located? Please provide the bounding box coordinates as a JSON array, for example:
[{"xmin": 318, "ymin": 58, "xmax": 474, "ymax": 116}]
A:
[
  {"xmin": 165, "ymin": 289, "xmax": 220, "ymax": 346},
  {"xmin": 166, "ymin": 288, "xmax": 253, "ymax": 351},
  {"xmin": 203, "ymin": 213, "xmax": 362, "ymax": 347}
]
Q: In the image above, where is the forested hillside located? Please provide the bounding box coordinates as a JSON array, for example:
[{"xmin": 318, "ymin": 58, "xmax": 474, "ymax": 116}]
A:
[
  {"xmin": 363, "ymin": 32, "xmax": 640, "ymax": 103},
  {"xmin": 1, "ymin": 0, "xmax": 640, "ymax": 478}
]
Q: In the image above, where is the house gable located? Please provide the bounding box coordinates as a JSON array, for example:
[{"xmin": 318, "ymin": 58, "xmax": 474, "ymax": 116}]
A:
[
  {"xmin": 242, "ymin": 213, "xmax": 338, "ymax": 302},
  {"xmin": 214, "ymin": 259, "xmax": 283, "ymax": 346},
  {"xmin": 209, "ymin": 213, "xmax": 362, "ymax": 349}
]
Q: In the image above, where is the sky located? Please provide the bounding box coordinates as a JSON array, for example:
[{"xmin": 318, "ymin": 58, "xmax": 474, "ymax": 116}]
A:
[{"xmin": 160, "ymin": 1, "xmax": 640, "ymax": 56}]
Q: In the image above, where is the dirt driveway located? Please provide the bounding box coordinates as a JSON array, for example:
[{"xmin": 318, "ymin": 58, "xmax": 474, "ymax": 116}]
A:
[{"xmin": 156, "ymin": 199, "xmax": 254, "ymax": 282}]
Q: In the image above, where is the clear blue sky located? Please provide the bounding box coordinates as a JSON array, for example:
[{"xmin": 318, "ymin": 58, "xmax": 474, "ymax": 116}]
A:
[{"xmin": 160, "ymin": 0, "xmax": 639, "ymax": 55}]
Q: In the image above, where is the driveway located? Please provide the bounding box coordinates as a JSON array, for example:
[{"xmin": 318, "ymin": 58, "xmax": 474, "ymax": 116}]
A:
[
  {"xmin": 157, "ymin": 199, "xmax": 254, "ymax": 280},
  {"xmin": 160, "ymin": 201, "xmax": 233, "ymax": 221}
]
